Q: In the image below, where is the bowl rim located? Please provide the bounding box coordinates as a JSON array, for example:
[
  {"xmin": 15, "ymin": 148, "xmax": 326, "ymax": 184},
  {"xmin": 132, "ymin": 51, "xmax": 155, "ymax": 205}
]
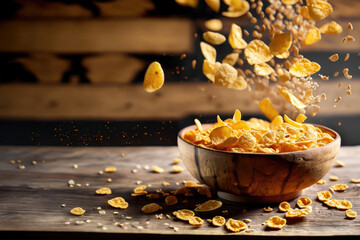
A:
[{"xmin": 178, "ymin": 123, "xmax": 341, "ymax": 156}]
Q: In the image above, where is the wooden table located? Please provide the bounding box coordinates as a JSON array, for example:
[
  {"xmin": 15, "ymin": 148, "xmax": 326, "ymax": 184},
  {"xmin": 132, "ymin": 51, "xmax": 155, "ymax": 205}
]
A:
[{"xmin": 0, "ymin": 146, "xmax": 359, "ymax": 239}]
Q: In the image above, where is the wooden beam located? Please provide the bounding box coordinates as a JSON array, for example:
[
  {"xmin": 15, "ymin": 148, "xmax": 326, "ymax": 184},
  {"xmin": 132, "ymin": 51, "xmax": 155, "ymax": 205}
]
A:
[
  {"xmin": 0, "ymin": 18, "xmax": 194, "ymax": 54},
  {"xmin": 0, "ymin": 80, "xmax": 359, "ymax": 121}
]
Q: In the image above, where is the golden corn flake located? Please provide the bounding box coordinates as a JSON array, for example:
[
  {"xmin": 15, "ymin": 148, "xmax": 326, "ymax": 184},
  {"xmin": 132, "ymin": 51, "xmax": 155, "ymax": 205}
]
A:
[
  {"xmin": 331, "ymin": 184, "xmax": 349, "ymax": 191},
  {"xmin": 265, "ymin": 216, "xmax": 286, "ymax": 230},
  {"xmin": 307, "ymin": 0, "xmax": 333, "ymax": 21},
  {"xmin": 317, "ymin": 191, "xmax": 332, "ymax": 202},
  {"xmin": 229, "ymin": 23, "xmax": 247, "ymax": 49},
  {"xmin": 197, "ymin": 187, "xmax": 212, "ymax": 197},
  {"xmin": 96, "ymin": 187, "xmax": 112, "ymax": 195},
  {"xmin": 205, "ymin": 0, "xmax": 220, "ymax": 12},
  {"xmin": 211, "ymin": 216, "xmax": 226, "ymax": 226},
  {"xmin": 281, "ymin": 0, "xmax": 298, "ymax": 5},
  {"xmin": 323, "ymin": 199, "xmax": 337, "ymax": 208},
  {"xmin": 188, "ymin": 216, "xmax": 203, "ymax": 226},
  {"xmin": 222, "ymin": 0, "xmax": 250, "ymax": 18},
  {"xmin": 269, "ymin": 32, "xmax": 292, "ymax": 56},
  {"xmin": 329, "ymin": 175, "xmax": 339, "ymax": 181},
  {"xmin": 346, "ymin": 209, "xmax": 357, "ymax": 219},
  {"xmin": 300, "ymin": 6, "xmax": 313, "ymax": 20},
  {"xmin": 335, "ymin": 200, "xmax": 352, "ymax": 210},
  {"xmin": 225, "ymin": 218, "xmax": 247, "ymax": 232},
  {"xmin": 285, "ymin": 206, "xmax": 312, "ymax": 218},
  {"xmin": 263, "ymin": 207, "xmax": 273, "ymax": 212},
  {"xmin": 172, "ymin": 165, "xmax": 184, "ymax": 173},
  {"xmin": 317, "ymin": 179, "xmax": 326, "ymax": 185},
  {"xmin": 202, "ymin": 60, "xmax": 220, "ymax": 82},
  {"xmin": 203, "ymin": 31, "xmax": 226, "ymax": 45},
  {"xmin": 184, "ymin": 180, "xmax": 204, "ymax": 188},
  {"xmin": 328, "ymin": 54, "xmax": 339, "ymax": 62},
  {"xmin": 305, "ymin": 27, "xmax": 321, "ymax": 45},
  {"xmin": 289, "ymin": 58, "xmax": 320, "ymax": 77},
  {"xmin": 200, "ymin": 41, "xmax": 216, "ymax": 63},
  {"xmin": 143, "ymin": 61, "xmax": 164, "ymax": 93},
  {"xmin": 214, "ymin": 63, "xmax": 238, "ymax": 88},
  {"xmin": 254, "ymin": 63, "xmax": 274, "ymax": 76},
  {"xmin": 108, "ymin": 197, "xmax": 129, "ymax": 209},
  {"xmin": 204, "ymin": 19, "xmax": 223, "ymax": 31},
  {"xmin": 70, "ymin": 207, "xmax": 85, "ymax": 216},
  {"xmin": 233, "ymin": 109, "xmax": 241, "ymax": 121},
  {"xmin": 296, "ymin": 114, "xmax": 307, "ymax": 123},
  {"xmin": 244, "ymin": 40, "xmax": 273, "ymax": 65},
  {"xmin": 228, "ymin": 76, "xmax": 248, "ymax": 90},
  {"xmin": 275, "ymin": 50, "xmax": 290, "ymax": 60},
  {"xmin": 209, "ymin": 126, "xmax": 233, "ymax": 145},
  {"xmin": 152, "ymin": 165, "xmax": 164, "ymax": 173},
  {"xmin": 280, "ymin": 87, "xmax": 306, "ymax": 110},
  {"xmin": 319, "ymin": 21, "xmax": 343, "ymax": 34},
  {"xmin": 279, "ymin": 202, "xmax": 291, "ymax": 212},
  {"xmin": 173, "ymin": 209, "xmax": 195, "ymax": 221},
  {"xmin": 142, "ymin": 203, "xmax": 162, "ymax": 214},
  {"xmin": 173, "ymin": 157, "xmax": 181, "ymax": 164},
  {"xmin": 222, "ymin": 53, "xmax": 239, "ymax": 66},
  {"xmin": 297, "ymin": 196, "xmax": 312, "ymax": 208},
  {"xmin": 258, "ymin": 97, "xmax": 279, "ymax": 121},
  {"xmin": 335, "ymin": 160, "xmax": 345, "ymax": 167},
  {"xmin": 351, "ymin": 179, "xmax": 360, "ymax": 183},
  {"xmin": 175, "ymin": 0, "xmax": 198, "ymax": 8},
  {"xmin": 165, "ymin": 195, "xmax": 178, "ymax": 206},
  {"xmin": 195, "ymin": 200, "xmax": 222, "ymax": 212},
  {"xmin": 105, "ymin": 167, "xmax": 116, "ymax": 173}
]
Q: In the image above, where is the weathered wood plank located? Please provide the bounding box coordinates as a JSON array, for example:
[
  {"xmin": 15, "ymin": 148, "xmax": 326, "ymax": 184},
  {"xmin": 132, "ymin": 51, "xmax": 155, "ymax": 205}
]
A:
[
  {"xmin": 0, "ymin": 18, "xmax": 194, "ymax": 54},
  {"xmin": 0, "ymin": 146, "xmax": 359, "ymax": 237},
  {"xmin": 0, "ymin": 80, "xmax": 359, "ymax": 120}
]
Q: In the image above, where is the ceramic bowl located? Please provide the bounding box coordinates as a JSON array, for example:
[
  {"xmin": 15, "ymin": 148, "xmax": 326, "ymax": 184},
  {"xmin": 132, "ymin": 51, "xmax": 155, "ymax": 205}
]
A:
[{"xmin": 177, "ymin": 123, "xmax": 341, "ymax": 203}]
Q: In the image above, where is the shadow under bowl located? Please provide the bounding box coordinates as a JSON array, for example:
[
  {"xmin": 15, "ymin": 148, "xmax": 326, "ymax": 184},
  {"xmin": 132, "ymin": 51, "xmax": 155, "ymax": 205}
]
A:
[{"xmin": 177, "ymin": 124, "xmax": 341, "ymax": 203}]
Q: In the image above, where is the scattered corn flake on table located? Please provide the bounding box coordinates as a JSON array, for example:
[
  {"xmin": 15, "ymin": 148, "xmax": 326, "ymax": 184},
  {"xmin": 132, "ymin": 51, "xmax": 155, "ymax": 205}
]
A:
[{"xmin": 0, "ymin": 146, "xmax": 359, "ymax": 239}]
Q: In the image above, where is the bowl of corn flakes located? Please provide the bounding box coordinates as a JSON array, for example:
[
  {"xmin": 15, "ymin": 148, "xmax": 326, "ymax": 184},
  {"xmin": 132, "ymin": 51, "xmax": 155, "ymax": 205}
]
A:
[{"xmin": 177, "ymin": 110, "xmax": 341, "ymax": 203}]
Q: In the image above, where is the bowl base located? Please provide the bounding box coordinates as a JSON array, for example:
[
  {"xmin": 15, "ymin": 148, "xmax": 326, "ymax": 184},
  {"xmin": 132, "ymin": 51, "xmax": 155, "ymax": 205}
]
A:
[{"xmin": 217, "ymin": 191, "xmax": 302, "ymax": 203}]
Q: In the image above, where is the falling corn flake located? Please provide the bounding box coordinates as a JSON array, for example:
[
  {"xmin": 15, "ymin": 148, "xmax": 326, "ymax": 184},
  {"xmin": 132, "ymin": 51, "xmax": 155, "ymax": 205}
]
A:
[
  {"xmin": 317, "ymin": 191, "xmax": 332, "ymax": 202},
  {"xmin": 152, "ymin": 165, "xmax": 164, "ymax": 173},
  {"xmin": 203, "ymin": 31, "xmax": 226, "ymax": 45},
  {"xmin": 173, "ymin": 209, "xmax": 195, "ymax": 221},
  {"xmin": 70, "ymin": 207, "xmax": 85, "ymax": 216},
  {"xmin": 269, "ymin": 32, "xmax": 292, "ymax": 56},
  {"xmin": 289, "ymin": 58, "xmax": 321, "ymax": 77},
  {"xmin": 188, "ymin": 216, "xmax": 203, "ymax": 226},
  {"xmin": 195, "ymin": 200, "xmax": 222, "ymax": 212},
  {"xmin": 96, "ymin": 187, "xmax": 112, "ymax": 195},
  {"xmin": 228, "ymin": 23, "xmax": 247, "ymax": 49},
  {"xmin": 204, "ymin": 19, "xmax": 223, "ymax": 31},
  {"xmin": 265, "ymin": 216, "xmax": 286, "ymax": 230},
  {"xmin": 200, "ymin": 41, "xmax": 217, "ymax": 63},
  {"xmin": 225, "ymin": 218, "xmax": 247, "ymax": 232},
  {"xmin": 297, "ymin": 196, "xmax": 312, "ymax": 208},
  {"xmin": 278, "ymin": 202, "xmax": 291, "ymax": 212},
  {"xmin": 280, "ymin": 87, "xmax": 306, "ymax": 110},
  {"xmin": 307, "ymin": 0, "xmax": 333, "ymax": 21},
  {"xmin": 328, "ymin": 54, "xmax": 339, "ymax": 62},
  {"xmin": 319, "ymin": 21, "xmax": 343, "ymax": 34},
  {"xmin": 210, "ymin": 216, "xmax": 225, "ymax": 226},
  {"xmin": 344, "ymin": 53, "xmax": 350, "ymax": 62},
  {"xmin": 331, "ymin": 184, "xmax": 349, "ymax": 191},
  {"xmin": 105, "ymin": 167, "xmax": 116, "ymax": 173},
  {"xmin": 143, "ymin": 61, "xmax": 165, "ymax": 93},
  {"xmin": 222, "ymin": 52, "xmax": 239, "ymax": 66},
  {"xmin": 222, "ymin": 0, "xmax": 250, "ymax": 18},
  {"xmin": 142, "ymin": 203, "xmax": 162, "ymax": 214},
  {"xmin": 305, "ymin": 27, "xmax": 321, "ymax": 45},
  {"xmin": 346, "ymin": 209, "xmax": 357, "ymax": 219},
  {"xmin": 254, "ymin": 63, "xmax": 274, "ymax": 76},
  {"xmin": 108, "ymin": 197, "xmax": 129, "ymax": 209},
  {"xmin": 244, "ymin": 40, "xmax": 273, "ymax": 65}
]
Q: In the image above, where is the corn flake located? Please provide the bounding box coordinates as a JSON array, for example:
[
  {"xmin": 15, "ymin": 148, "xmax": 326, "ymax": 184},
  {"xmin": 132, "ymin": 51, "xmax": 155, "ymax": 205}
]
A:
[
  {"xmin": 271, "ymin": 115, "xmax": 284, "ymax": 129},
  {"xmin": 203, "ymin": 60, "xmax": 220, "ymax": 82},
  {"xmin": 195, "ymin": 200, "xmax": 222, "ymax": 212},
  {"xmin": 305, "ymin": 27, "xmax": 321, "ymax": 45},
  {"xmin": 307, "ymin": 0, "xmax": 333, "ymax": 20},
  {"xmin": 222, "ymin": 0, "xmax": 250, "ymax": 18},
  {"xmin": 289, "ymin": 58, "xmax": 320, "ymax": 77},
  {"xmin": 200, "ymin": 41, "xmax": 217, "ymax": 63},
  {"xmin": 269, "ymin": 32, "xmax": 292, "ymax": 56},
  {"xmin": 319, "ymin": 21, "xmax": 343, "ymax": 34},
  {"xmin": 331, "ymin": 184, "xmax": 349, "ymax": 192},
  {"xmin": 70, "ymin": 207, "xmax": 85, "ymax": 216},
  {"xmin": 96, "ymin": 187, "xmax": 112, "ymax": 195},
  {"xmin": 244, "ymin": 40, "xmax": 273, "ymax": 65},
  {"xmin": 285, "ymin": 206, "xmax": 312, "ymax": 218},
  {"xmin": 165, "ymin": 195, "xmax": 178, "ymax": 206},
  {"xmin": 297, "ymin": 196, "xmax": 312, "ymax": 208},
  {"xmin": 225, "ymin": 218, "xmax": 247, "ymax": 232},
  {"xmin": 258, "ymin": 97, "xmax": 279, "ymax": 121},
  {"xmin": 351, "ymin": 179, "xmax": 360, "ymax": 183},
  {"xmin": 254, "ymin": 63, "xmax": 274, "ymax": 76},
  {"xmin": 279, "ymin": 201, "xmax": 291, "ymax": 212},
  {"xmin": 143, "ymin": 61, "xmax": 164, "ymax": 93},
  {"xmin": 317, "ymin": 191, "xmax": 332, "ymax": 202},
  {"xmin": 229, "ymin": 23, "xmax": 247, "ymax": 49},
  {"xmin": 346, "ymin": 209, "xmax": 357, "ymax": 219},
  {"xmin": 173, "ymin": 209, "xmax": 195, "ymax": 221},
  {"xmin": 105, "ymin": 167, "xmax": 117, "ymax": 173},
  {"xmin": 205, "ymin": 0, "xmax": 220, "ymax": 12},
  {"xmin": 281, "ymin": 0, "xmax": 298, "ymax": 5},
  {"xmin": 296, "ymin": 114, "xmax": 307, "ymax": 123},
  {"xmin": 204, "ymin": 19, "xmax": 223, "ymax": 31},
  {"xmin": 209, "ymin": 126, "xmax": 233, "ymax": 145},
  {"xmin": 222, "ymin": 52, "xmax": 239, "ymax": 66},
  {"xmin": 214, "ymin": 63, "xmax": 238, "ymax": 88},
  {"xmin": 188, "ymin": 216, "xmax": 203, "ymax": 226},
  {"xmin": 142, "ymin": 203, "xmax": 162, "ymax": 213},
  {"xmin": 203, "ymin": 31, "xmax": 226, "ymax": 45},
  {"xmin": 335, "ymin": 200, "xmax": 352, "ymax": 210},
  {"xmin": 211, "ymin": 216, "xmax": 226, "ymax": 226},
  {"xmin": 184, "ymin": 180, "xmax": 204, "ymax": 188},
  {"xmin": 108, "ymin": 197, "xmax": 129, "ymax": 209},
  {"xmin": 280, "ymin": 87, "xmax": 306, "ymax": 110},
  {"xmin": 152, "ymin": 165, "xmax": 164, "ymax": 173},
  {"xmin": 265, "ymin": 216, "xmax": 286, "ymax": 230},
  {"xmin": 175, "ymin": 0, "xmax": 198, "ymax": 8},
  {"xmin": 172, "ymin": 165, "xmax": 184, "ymax": 173}
]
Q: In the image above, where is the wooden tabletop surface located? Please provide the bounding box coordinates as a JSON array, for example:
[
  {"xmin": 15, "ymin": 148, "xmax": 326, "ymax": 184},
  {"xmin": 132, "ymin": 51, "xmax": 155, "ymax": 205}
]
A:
[{"xmin": 0, "ymin": 146, "xmax": 359, "ymax": 239}]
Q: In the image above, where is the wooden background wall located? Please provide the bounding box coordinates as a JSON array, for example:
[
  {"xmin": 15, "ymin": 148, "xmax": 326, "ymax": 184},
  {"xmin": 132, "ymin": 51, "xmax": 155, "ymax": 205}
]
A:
[{"xmin": 0, "ymin": 0, "xmax": 359, "ymax": 146}]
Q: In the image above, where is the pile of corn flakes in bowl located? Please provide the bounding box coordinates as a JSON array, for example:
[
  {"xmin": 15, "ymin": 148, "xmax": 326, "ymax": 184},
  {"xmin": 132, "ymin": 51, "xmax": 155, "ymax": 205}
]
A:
[{"xmin": 177, "ymin": 109, "xmax": 340, "ymax": 203}]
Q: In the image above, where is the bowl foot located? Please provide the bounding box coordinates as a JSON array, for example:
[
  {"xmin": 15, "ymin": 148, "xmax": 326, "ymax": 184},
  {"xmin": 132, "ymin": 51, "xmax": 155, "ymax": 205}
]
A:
[{"xmin": 217, "ymin": 191, "xmax": 302, "ymax": 203}]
